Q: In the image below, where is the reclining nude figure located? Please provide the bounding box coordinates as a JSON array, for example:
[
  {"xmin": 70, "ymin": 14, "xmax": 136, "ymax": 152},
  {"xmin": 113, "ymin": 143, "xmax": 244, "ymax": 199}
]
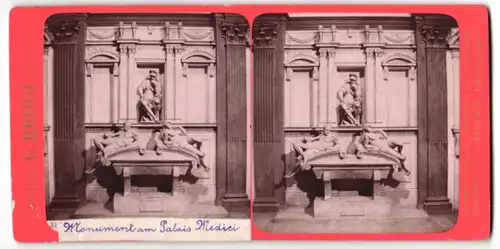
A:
[
  {"xmin": 285, "ymin": 126, "xmax": 339, "ymax": 178},
  {"xmin": 86, "ymin": 121, "xmax": 139, "ymax": 173},
  {"xmin": 359, "ymin": 125, "xmax": 411, "ymax": 176},
  {"xmin": 156, "ymin": 121, "xmax": 209, "ymax": 172}
]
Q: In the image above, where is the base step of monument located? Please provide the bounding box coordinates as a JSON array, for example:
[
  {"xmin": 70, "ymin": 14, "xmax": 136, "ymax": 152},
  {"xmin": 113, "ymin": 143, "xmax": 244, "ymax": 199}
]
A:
[
  {"xmin": 312, "ymin": 196, "xmax": 428, "ymax": 219},
  {"xmin": 73, "ymin": 201, "xmax": 229, "ymax": 219},
  {"xmin": 274, "ymin": 206, "xmax": 428, "ymax": 221}
]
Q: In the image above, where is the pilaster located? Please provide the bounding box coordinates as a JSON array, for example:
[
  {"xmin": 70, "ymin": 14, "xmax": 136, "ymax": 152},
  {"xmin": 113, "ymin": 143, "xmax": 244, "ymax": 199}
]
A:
[
  {"xmin": 46, "ymin": 14, "xmax": 88, "ymax": 210},
  {"xmin": 220, "ymin": 19, "xmax": 250, "ymax": 211},
  {"xmin": 252, "ymin": 14, "xmax": 288, "ymax": 211},
  {"xmin": 414, "ymin": 15, "xmax": 454, "ymax": 214}
]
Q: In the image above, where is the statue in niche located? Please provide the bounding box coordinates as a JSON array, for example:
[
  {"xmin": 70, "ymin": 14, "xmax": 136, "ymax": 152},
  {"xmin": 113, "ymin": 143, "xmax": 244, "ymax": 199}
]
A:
[
  {"xmin": 285, "ymin": 125, "xmax": 339, "ymax": 178},
  {"xmin": 358, "ymin": 125, "xmax": 411, "ymax": 176},
  {"xmin": 137, "ymin": 70, "xmax": 162, "ymax": 122},
  {"xmin": 92, "ymin": 121, "xmax": 139, "ymax": 166},
  {"xmin": 337, "ymin": 74, "xmax": 363, "ymax": 126},
  {"xmin": 154, "ymin": 121, "xmax": 209, "ymax": 172}
]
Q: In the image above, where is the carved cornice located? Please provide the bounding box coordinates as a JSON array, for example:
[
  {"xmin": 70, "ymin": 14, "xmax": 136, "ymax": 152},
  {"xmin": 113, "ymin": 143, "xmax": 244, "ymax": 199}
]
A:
[
  {"xmin": 419, "ymin": 25, "xmax": 452, "ymax": 48},
  {"xmin": 253, "ymin": 25, "xmax": 279, "ymax": 48},
  {"xmin": 221, "ymin": 23, "xmax": 249, "ymax": 45}
]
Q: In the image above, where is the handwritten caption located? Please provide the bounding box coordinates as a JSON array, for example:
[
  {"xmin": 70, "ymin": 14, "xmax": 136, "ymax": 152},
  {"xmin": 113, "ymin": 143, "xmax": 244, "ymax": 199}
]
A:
[{"xmin": 62, "ymin": 219, "xmax": 240, "ymax": 234}]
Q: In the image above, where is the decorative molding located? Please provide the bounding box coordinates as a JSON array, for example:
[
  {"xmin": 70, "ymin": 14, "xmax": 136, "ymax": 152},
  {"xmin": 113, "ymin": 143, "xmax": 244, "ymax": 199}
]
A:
[
  {"xmin": 164, "ymin": 22, "xmax": 184, "ymax": 40},
  {"xmin": 181, "ymin": 49, "xmax": 216, "ymax": 63},
  {"xmin": 221, "ymin": 23, "xmax": 249, "ymax": 45},
  {"xmin": 87, "ymin": 28, "xmax": 117, "ymax": 40},
  {"xmin": 419, "ymin": 25, "xmax": 452, "ymax": 47},
  {"xmin": 165, "ymin": 44, "xmax": 175, "ymax": 54},
  {"xmin": 319, "ymin": 49, "xmax": 328, "ymax": 58},
  {"xmin": 253, "ymin": 25, "xmax": 279, "ymax": 47},
  {"xmin": 365, "ymin": 47, "xmax": 383, "ymax": 57},
  {"xmin": 384, "ymin": 33, "xmax": 413, "ymax": 44},
  {"xmin": 381, "ymin": 52, "xmax": 416, "ymax": 80},
  {"xmin": 86, "ymin": 46, "xmax": 119, "ymax": 62},
  {"xmin": 381, "ymin": 52, "xmax": 416, "ymax": 66},
  {"xmin": 128, "ymin": 44, "xmax": 137, "ymax": 55},
  {"xmin": 183, "ymin": 30, "xmax": 213, "ymax": 41},
  {"xmin": 326, "ymin": 48, "xmax": 336, "ymax": 58},
  {"xmin": 364, "ymin": 25, "xmax": 383, "ymax": 43},
  {"xmin": 119, "ymin": 44, "xmax": 128, "ymax": 55},
  {"xmin": 317, "ymin": 25, "xmax": 337, "ymax": 44},
  {"xmin": 447, "ymin": 27, "xmax": 460, "ymax": 47},
  {"xmin": 118, "ymin": 22, "xmax": 125, "ymax": 39},
  {"xmin": 85, "ymin": 63, "xmax": 93, "ymax": 77},
  {"xmin": 287, "ymin": 32, "xmax": 317, "ymax": 44},
  {"xmin": 284, "ymin": 52, "xmax": 319, "ymax": 66},
  {"xmin": 44, "ymin": 24, "xmax": 54, "ymax": 44},
  {"xmin": 131, "ymin": 22, "xmax": 137, "ymax": 39}
]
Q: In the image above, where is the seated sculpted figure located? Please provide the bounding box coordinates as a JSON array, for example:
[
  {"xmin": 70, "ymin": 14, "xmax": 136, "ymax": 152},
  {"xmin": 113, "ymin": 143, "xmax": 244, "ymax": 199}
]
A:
[
  {"xmin": 92, "ymin": 121, "xmax": 139, "ymax": 163},
  {"xmin": 137, "ymin": 70, "xmax": 162, "ymax": 122},
  {"xmin": 359, "ymin": 125, "xmax": 411, "ymax": 176},
  {"xmin": 285, "ymin": 126, "xmax": 339, "ymax": 178},
  {"xmin": 156, "ymin": 121, "xmax": 209, "ymax": 172},
  {"xmin": 337, "ymin": 74, "xmax": 363, "ymax": 126}
]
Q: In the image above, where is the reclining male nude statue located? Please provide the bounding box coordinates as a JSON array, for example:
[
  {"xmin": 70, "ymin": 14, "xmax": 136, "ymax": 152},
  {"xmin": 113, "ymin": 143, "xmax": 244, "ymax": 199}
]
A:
[
  {"xmin": 285, "ymin": 125, "xmax": 339, "ymax": 178},
  {"xmin": 155, "ymin": 121, "xmax": 209, "ymax": 172},
  {"xmin": 359, "ymin": 125, "xmax": 411, "ymax": 176},
  {"xmin": 86, "ymin": 121, "xmax": 139, "ymax": 173}
]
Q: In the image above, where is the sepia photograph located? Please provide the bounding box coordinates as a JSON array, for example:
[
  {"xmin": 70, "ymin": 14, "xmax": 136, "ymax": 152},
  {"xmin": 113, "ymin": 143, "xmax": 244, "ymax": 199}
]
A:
[
  {"xmin": 252, "ymin": 13, "xmax": 460, "ymax": 233},
  {"xmin": 43, "ymin": 13, "xmax": 251, "ymax": 220}
]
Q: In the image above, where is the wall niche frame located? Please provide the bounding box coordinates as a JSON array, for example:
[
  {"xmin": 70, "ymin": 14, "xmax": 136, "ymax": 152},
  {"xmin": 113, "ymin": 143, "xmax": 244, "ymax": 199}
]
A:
[
  {"xmin": 284, "ymin": 53, "xmax": 320, "ymax": 127},
  {"xmin": 381, "ymin": 52, "xmax": 418, "ymax": 127},
  {"xmin": 85, "ymin": 50, "xmax": 120, "ymax": 123},
  {"xmin": 381, "ymin": 52, "xmax": 417, "ymax": 80},
  {"xmin": 180, "ymin": 49, "xmax": 217, "ymax": 123}
]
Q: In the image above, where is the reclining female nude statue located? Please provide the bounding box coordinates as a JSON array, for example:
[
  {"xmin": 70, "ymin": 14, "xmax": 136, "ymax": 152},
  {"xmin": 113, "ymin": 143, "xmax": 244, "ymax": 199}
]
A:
[
  {"xmin": 155, "ymin": 121, "xmax": 209, "ymax": 172},
  {"xmin": 285, "ymin": 126, "xmax": 339, "ymax": 178},
  {"xmin": 359, "ymin": 125, "xmax": 411, "ymax": 176}
]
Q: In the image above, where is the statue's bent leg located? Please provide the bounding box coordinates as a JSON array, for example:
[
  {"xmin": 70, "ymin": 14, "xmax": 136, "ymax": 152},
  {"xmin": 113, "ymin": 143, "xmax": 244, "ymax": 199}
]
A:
[
  {"xmin": 187, "ymin": 137, "xmax": 203, "ymax": 150},
  {"xmin": 184, "ymin": 145, "xmax": 209, "ymax": 171},
  {"xmin": 141, "ymin": 99, "xmax": 159, "ymax": 121},
  {"xmin": 93, "ymin": 138, "xmax": 114, "ymax": 157},
  {"xmin": 388, "ymin": 140, "xmax": 404, "ymax": 154},
  {"xmin": 292, "ymin": 142, "xmax": 307, "ymax": 161}
]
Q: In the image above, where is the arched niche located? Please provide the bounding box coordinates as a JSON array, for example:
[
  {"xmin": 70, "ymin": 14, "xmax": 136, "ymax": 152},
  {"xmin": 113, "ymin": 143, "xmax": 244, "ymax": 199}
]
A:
[
  {"xmin": 381, "ymin": 53, "xmax": 416, "ymax": 80},
  {"xmin": 180, "ymin": 50, "xmax": 216, "ymax": 77},
  {"xmin": 84, "ymin": 52, "xmax": 120, "ymax": 123},
  {"xmin": 284, "ymin": 55, "xmax": 319, "ymax": 81},
  {"xmin": 283, "ymin": 53, "xmax": 320, "ymax": 127},
  {"xmin": 380, "ymin": 52, "xmax": 417, "ymax": 127},
  {"xmin": 177, "ymin": 49, "xmax": 217, "ymax": 124},
  {"xmin": 86, "ymin": 52, "xmax": 120, "ymax": 64}
]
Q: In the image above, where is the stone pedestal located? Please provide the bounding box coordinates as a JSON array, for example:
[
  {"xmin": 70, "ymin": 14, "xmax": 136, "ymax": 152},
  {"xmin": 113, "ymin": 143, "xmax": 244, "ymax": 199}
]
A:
[
  {"xmin": 113, "ymin": 188, "xmax": 227, "ymax": 217},
  {"xmin": 314, "ymin": 189, "xmax": 426, "ymax": 219}
]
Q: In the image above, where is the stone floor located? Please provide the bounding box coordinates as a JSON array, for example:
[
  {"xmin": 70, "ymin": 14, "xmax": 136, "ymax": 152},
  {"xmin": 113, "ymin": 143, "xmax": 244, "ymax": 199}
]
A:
[
  {"xmin": 253, "ymin": 208, "xmax": 458, "ymax": 233},
  {"xmin": 48, "ymin": 201, "xmax": 249, "ymax": 220}
]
